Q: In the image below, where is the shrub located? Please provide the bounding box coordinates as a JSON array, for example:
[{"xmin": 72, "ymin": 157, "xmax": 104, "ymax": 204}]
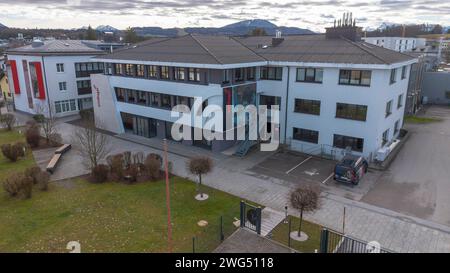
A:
[
  {"xmin": 91, "ymin": 164, "xmax": 109, "ymax": 183},
  {"xmin": 1, "ymin": 144, "xmax": 19, "ymax": 162},
  {"xmin": 49, "ymin": 133, "xmax": 62, "ymax": 147},
  {"xmin": 123, "ymin": 164, "xmax": 139, "ymax": 183},
  {"xmin": 25, "ymin": 166, "xmax": 42, "ymax": 184},
  {"xmin": 145, "ymin": 155, "xmax": 161, "ymax": 180},
  {"xmin": 147, "ymin": 153, "xmax": 162, "ymax": 167},
  {"xmin": 0, "ymin": 114, "xmax": 16, "ymax": 131},
  {"xmin": 2, "ymin": 173, "xmax": 33, "ymax": 199},
  {"xmin": 110, "ymin": 154, "xmax": 124, "ymax": 179},
  {"xmin": 123, "ymin": 151, "xmax": 132, "ymax": 169},
  {"xmin": 25, "ymin": 121, "xmax": 41, "ymax": 148},
  {"xmin": 33, "ymin": 114, "xmax": 45, "ymax": 123},
  {"xmin": 132, "ymin": 152, "xmax": 144, "ymax": 165},
  {"xmin": 35, "ymin": 171, "xmax": 50, "ymax": 191},
  {"xmin": 14, "ymin": 142, "xmax": 26, "ymax": 157}
]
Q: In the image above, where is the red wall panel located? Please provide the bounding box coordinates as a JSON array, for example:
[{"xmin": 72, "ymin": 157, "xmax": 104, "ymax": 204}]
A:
[
  {"xmin": 9, "ymin": 60, "xmax": 20, "ymax": 94},
  {"xmin": 30, "ymin": 62, "xmax": 46, "ymax": 100}
]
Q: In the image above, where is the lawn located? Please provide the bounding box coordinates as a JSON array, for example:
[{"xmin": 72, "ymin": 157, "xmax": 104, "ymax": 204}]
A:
[
  {"xmin": 404, "ymin": 116, "xmax": 442, "ymax": 124},
  {"xmin": 0, "ymin": 177, "xmax": 242, "ymax": 253},
  {"xmin": 0, "ymin": 129, "xmax": 36, "ymax": 178},
  {"xmin": 0, "ymin": 129, "xmax": 241, "ymax": 253},
  {"xmin": 270, "ymin": 215, "xmax": 322, "ymax": 253}
]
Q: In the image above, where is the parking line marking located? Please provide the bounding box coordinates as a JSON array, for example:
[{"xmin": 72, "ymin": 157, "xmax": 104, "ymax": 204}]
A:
[
  {"xmin": 286, "ymin": 156, "xmax": 312, "ymax": 175},
  {"xmin": 322, "ymin": 173, "xmax": 335, "ymax": 184}
]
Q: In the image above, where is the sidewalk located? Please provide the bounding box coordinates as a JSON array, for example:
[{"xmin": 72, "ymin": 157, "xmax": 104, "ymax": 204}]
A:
[{"xmin": 50, "ymin": 119, "xmax": 450, "ymax": 253}]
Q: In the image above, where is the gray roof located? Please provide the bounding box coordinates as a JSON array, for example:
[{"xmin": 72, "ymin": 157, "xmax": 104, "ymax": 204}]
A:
[
  {"xmin": 99, "ymin": 34, "xmax": 415, "ymax": 66},
  {"xmin": 6, "ymin": 40, "xmax": 105, "ymax": 55},
  {"xmin": 235, "ymin": 35, "xmax": 414, "ymax": 65},
  {"xmin": 100, "ymin": 34, "xmax": 265, "ymax": 64}
]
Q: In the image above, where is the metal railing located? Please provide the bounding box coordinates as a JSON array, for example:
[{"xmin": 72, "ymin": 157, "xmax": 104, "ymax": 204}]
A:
[{"xmin": 320, "ymin": 229, "xmax": 393, "ymax": 253}]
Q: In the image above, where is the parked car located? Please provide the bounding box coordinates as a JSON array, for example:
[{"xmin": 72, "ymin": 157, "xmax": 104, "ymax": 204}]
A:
[{"xmin": 334, "ymin": 155, "xmax": 368, "ymax": 185}]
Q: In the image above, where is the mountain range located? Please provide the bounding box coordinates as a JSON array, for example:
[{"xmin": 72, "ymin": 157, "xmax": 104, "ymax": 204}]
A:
[{"xmin": 0, "ymin": 23, "xmax": 7, "ymax": 30}]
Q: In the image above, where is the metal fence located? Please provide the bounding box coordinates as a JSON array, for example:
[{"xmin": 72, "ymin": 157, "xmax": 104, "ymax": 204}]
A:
[
  {"xmin": 191, "ymin": 214, "xmax": 238, "ymax": 253},
  {"xmin": 320, "ymin": 229, "xmax": 393, "ymax": 253}
]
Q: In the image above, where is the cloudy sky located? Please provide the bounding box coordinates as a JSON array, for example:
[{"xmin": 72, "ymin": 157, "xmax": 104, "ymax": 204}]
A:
[{"xmin": 0, "ymin": 0, "xmax": 448, "ymax": 31}]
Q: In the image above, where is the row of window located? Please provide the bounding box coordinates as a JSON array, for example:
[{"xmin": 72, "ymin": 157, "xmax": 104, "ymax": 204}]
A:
[
  {"xmin": 385, "ymin": 94, "xmax": 404, "ymax": 118},
  {"xmin": 390, "ymin": 65, "xmax": 408, "ymax": 84},
  {"xmin": 75, "ymin": 62, "xmax": 104, "ymax": 78},
  {"xmin": 293, "ymin": 127, "xmax": 364, "ymax": 152},
  {"xmin": 294, "ymin": 99, "xmax": 368, "ymax": 121},
  {"xmin": 111, "ymin": 63, "xmax": 201, "ymax": 82},
  {"xmin": 115, "ymin": 87, "xmax": 193, "ymax": 109},
  {"xmin": 55, "ymin": 99, "xmax": 76, "ymax": 114}
]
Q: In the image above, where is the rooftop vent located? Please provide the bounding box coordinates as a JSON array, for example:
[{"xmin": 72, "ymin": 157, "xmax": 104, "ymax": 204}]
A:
[
  {"xmin": 325, "ymin": 12, "xmax": 362, "ymax": 42},
  {"xmin": 272, "ymin": 30, "xmax": 284, "ymax": 47},
  {"xmin": 32, "ymin": 39, "xmax": 44, "ymax": 48}
]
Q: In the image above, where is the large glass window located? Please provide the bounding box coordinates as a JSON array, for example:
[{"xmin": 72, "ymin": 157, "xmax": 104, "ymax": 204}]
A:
[
  {"xmin": 294, "ymin": 99, "xmax": 321, "ymax": 115},
  {"xmin": 75, "ymin": 62, "xmax": 105, "ymax": 77},
  {"xmin": 293, "ymin": 128, "xmax": 319, "ymax": 144},
  {"xmin": 161, "ymin": 94, "xmax": 171, "ymax": 108},
  {"xmin": 54, "ymin": 99, "xmax": 76, "ymax": 114},
  {"xmin": 234, "ymin": 68, "xmax": 244, "ymax": 82},
  {"xmin": 115, "ymin": 88, "xmax": 125, "ymax": 102},
  {"xmin": 296, "ymin": 68, "xmax": 323, "ymax": 83},
  {"xmin": 188, "ymin": 68, "xmax": 200, "ymax": 82},
  {"xmin": 246, "ymin": 67, "xmax": 255, "ymax": 80},
  {"xmin": 260, "ymin": 67, "xmax": 282, "ymax": 80},
  {"xmin": 137, "ymin": 91, "xmax": 148, "ymax": 105},
  {"xmin": 161, "ymin": 66, "xmax": 169, "ymax": 79},
  {"xmin": 136, "ymin": 64, "xmax": 145, "ymax": 77},
  {"xmin": 336, "ymin": 103, "xmax": 368, "ymax": 121},
  {"xmin": 259, "ymin": 95, "xmax": 281, "ymax": 110},
  {"xmin": 124, "ymin": 64, "xmax": 136, "ymax": 77},
  {"xmin": 174, "ymin": 67, "xmax": 185, "ymax": 81},
  {"xmin": 339, "ymin": 70, "xmax": 371, "ymax": 86},
  {"xmin": 147, "ymin": 65, "xmax": 158, "ymax": 78},
  {"xmin": 333, "ymin": 134, "xmax": 364, "ymax": 152},
  {"xmin": 77, "ymin": 80, "xmax": 91, "ymax": 95}
]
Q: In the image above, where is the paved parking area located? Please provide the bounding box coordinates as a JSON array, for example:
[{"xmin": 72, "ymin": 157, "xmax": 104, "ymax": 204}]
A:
[{"xmin": 246, "ymin": 150, "xmax": 380, "ymax": 200}]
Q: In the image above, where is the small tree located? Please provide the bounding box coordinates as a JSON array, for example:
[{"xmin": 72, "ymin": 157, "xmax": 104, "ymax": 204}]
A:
[
  {"xmin": 0, "ymin": 100, "xmax": 5, "ymax": 115},
  {"xmin": 144, "ymin": 154, "xmax": 161, "ymax": 180},
  {"xmin": 85, "ymin": 25, "xmax": 97, "ymax": 40},
  {"xmin": 187, "ymin": 156, "xmax": 213, "ymax": 199},
  {"xmin": 72, "ymin": 120, "xmax": 110, "ymax": 171},
  {"xmin": 35, "ymin": 104, "xmax": 58, "ymax": 145},
  {"xmin": 25, "ymin": 121, "xmax": 41, "ymax": 148},
  {"xmin": 0, "ymin": 113, "xmax": 16, "ymax": 130},
  {"xmin": 290, "ymin": 186, "xmax": 321, "ymax": 238}
]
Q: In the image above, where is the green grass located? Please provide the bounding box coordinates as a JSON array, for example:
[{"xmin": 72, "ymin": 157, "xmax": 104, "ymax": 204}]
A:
[
  {"xmin": 404, "ymin": 116, "xmax": 442, "ymax": 124},
  {"xmin": 270, "ymin": 215, "xmax": 322, "ymax": 253},
  {"xmin": 0, "ymin": 177, "xmax": 241, "ymax": 253},
  {"xmin": 0, "ymin": 129, "xmax": 36, "ymax": 178}
]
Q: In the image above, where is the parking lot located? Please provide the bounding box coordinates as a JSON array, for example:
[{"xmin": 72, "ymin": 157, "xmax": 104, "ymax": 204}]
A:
[{"xmin": 246, "ymin": 150, "xmax": 381, "ymax": 200}]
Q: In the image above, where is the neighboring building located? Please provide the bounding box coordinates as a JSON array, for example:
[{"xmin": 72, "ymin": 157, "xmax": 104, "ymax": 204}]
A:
[
  {"xmin": 92, "ymin": 21, "xmax": 416, "ymax": 161},
  {"xmin": 422, "ymin": 72, "xmax": 450, "ymax": 105},
  {"xmin": 362, "ymin": 37, "xmax": 426, "ymax": 52},
  {"xmin": 5, "ymin": 40, "xmax": 105, "ymax": 117},
  {"xmin": 0, "ymin": 71, "xmax": 11, "ymax": 100}
]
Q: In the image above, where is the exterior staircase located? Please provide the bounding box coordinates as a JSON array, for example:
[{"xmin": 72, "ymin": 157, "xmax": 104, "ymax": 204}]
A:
[{"xmin": 234, "ymin": 139, "xmax": 257, "ymax": 157}]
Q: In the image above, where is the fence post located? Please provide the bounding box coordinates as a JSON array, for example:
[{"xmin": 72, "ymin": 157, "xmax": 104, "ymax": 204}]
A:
[
  {"xmin": 240, "ymin": 201, "xmax": 245, "ymax": 228},
  {"xmin": 256, "ymin": 207, "xmax": 262, "ymax": 235},
  {"xmin": 220, "ymin": 216, "xmax": 224, "ymax": 241},
  {"xmin": 319, "ymin": 229, "xmax": 329, "ymax": 253},
  {"xmin": 192, "ymin": 237, "xmax": 195, "ymax": 253}
]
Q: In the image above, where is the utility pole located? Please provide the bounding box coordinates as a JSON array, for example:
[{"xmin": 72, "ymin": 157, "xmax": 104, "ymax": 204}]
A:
[{"xmin": 163, "ymin": 139, "xmax": 172, "ymax": 253}]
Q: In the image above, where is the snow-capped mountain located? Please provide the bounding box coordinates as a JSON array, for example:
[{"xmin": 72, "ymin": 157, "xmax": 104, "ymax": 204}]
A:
[{"xmin": 96, "ymin": 25, "xmax": 119, "ymax": 33}]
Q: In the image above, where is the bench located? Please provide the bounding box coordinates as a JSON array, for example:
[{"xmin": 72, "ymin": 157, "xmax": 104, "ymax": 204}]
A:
[
  {"xmin": 46, "ymin": 153, "xmax": 62, "ymax": 174},
  {"xmin": 55, "ymin": 144, "xmax": 71, "ymax": 154}
]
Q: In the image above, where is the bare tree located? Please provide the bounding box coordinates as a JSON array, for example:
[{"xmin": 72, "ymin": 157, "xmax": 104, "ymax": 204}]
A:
[
  {"xmin": 187, "ymin": 156, "xmax": 213, "ymax": 199},
  {"xmin": 35, "ymin": 104, "xmax": 58, "ymax": 145},
  {"xmin": 72, "ymin": 120, "xmax": 110, "ymax": 170},
  {"xmin": 0, "ymin": 113, "xmax": 16, "ymax": 131},
  {"xmin": 290, "ymin": 185, "xmax": 321, "ymax": 237}
]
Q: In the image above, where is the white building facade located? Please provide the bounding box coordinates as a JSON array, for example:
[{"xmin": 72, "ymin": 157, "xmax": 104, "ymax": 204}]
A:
[
  {"xmin": 363, "ymin": 37, "xmax": 426, "ymax": 52},
  {"xmin": 6, "ymin": 40, "xmax": 105, "ymax": 117},
  {"xmin": 91, "ymin": 28, "xmax": 416, "ymax": 161}
]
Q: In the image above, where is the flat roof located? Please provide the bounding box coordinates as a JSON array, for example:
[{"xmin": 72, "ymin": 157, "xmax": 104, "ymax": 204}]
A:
[{"xmin": 6, "ymin": 40, "xmax": 105, "ymax": 55}]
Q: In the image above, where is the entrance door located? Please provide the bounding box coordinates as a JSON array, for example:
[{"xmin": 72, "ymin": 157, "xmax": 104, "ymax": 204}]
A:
[{"xmin": 136, "ymin": 117, "xmax": 149, "ymax": 138}]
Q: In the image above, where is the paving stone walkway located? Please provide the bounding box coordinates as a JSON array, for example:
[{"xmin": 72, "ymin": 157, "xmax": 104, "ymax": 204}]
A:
[{"xmin": 261, "ymin": 208, "xmax": 286, "ymax": 237}]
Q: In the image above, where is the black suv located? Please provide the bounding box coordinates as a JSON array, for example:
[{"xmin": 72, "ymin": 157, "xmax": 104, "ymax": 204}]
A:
[{"xmin": 334, "ymin": 155, "xmax": 368, "ymax": 185}]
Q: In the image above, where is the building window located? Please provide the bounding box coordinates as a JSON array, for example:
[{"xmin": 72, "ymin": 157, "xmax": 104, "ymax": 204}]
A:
[
  {"xmin": 77, "ymin": 80, "xmax": 91, "ymax": 95},
  {"xmin": 161, "ymin": 94, "xmax": 171, "ymax": 108},
  {"xmin": 294, "ymin": 99, "xmax": 321, "ymax": 115},
  {"xmin": 246, "ymin": 67, "xmax": 255, "ymax": 80},
  {"xmin": 386, "ymin": 100, "xmax": 393, "ymax": 117},
  {"xmin": 137, "ymin": 90, "xmax": 148, "ymax": 105},
  {"xmin": 382, "ymin": 129, "xmax": 390, "ymax": 146},
  {"xmin": 296, "ymin": 68, "xmax": 323, "ymax": 83},
  {"xmin": 174, "ymin": 67, "xmax": 185, "ymax": 81},
  {"xmin": 188, "ymin": 68, "xmax": 200, "ymax": 82},
  {"xmin": 161, "ymin": 66, "xmax": 170, "ymax": 79},
  {"xmin": 339, "ymin": 70, "xmax": 371, "ymax": 86},
  {"xmin": 114, "ymin": 64, "xmax": 123, "ymax": 75},
  {"xmin": 260, "ymin": 67, "xmax": 282, "ymax": 81},
  {"xmin": 115, "ymin": 88, "xmax": 125, "ymax": 102},
  {"xmin": 234, "ymin": 68, "xmax": 244, "ymax": 82},
  {"xmin": 336, "ymin": 103, "xmax": 367, "ymax": 121},
  {"xmin": 390, "ymin": 68, "xmax": 397, "ymax": 84},
  {"xmin": 147, "ymin": 65, "xmax": 158, "ymax": 78},
  {"xmin": 56, "ymin": 63, "xmax": 64, "ymax": 73},
  {"xmin": 223, "ymin": 70, "xmax": 230, "ymax": 83},
  {"xmin": 124, "ymin": 64, "xmax": 136, "ymax": 77},
  {"xmin": 333, "ymin": 134, "xmax": 364, "ymax": 153},
  {"xmin": 55, "ymin": 99, "xmax": 76, "ymax": 114},
  {"xmin": 259, "ymin": 95, "xmax": 281, "ymax": 110},
  {"xmin": 401, "ymin": 66, "xmax": 407, "ymax": 79},
  {"xmin": 136, "ymin": 64, "xmax": 145, "ymax": 77},
  {"xmin": 394, "ymin": 120, "xmax": 400, "ymax": 135},
  {"xmin": 127, "ymin": 89, "xmax": 136, "ymax": 103},
  {"xmin": 397, "ymin": 94, "xmax": 404, "ymax": 109},
  {"xmin": 150, "ymin": 93, "xmax": 160, "ymax": 107},
  {"xmin": 58, "ymin": 82, "xmax": 67, "ymax": 91},
  {"xmin": 293, "ymin": 128, "xmax": 319, "ymax": 144},
  {"xmin": 75, "ymin": 62, "xmax": 104, "ymax": 77}
]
